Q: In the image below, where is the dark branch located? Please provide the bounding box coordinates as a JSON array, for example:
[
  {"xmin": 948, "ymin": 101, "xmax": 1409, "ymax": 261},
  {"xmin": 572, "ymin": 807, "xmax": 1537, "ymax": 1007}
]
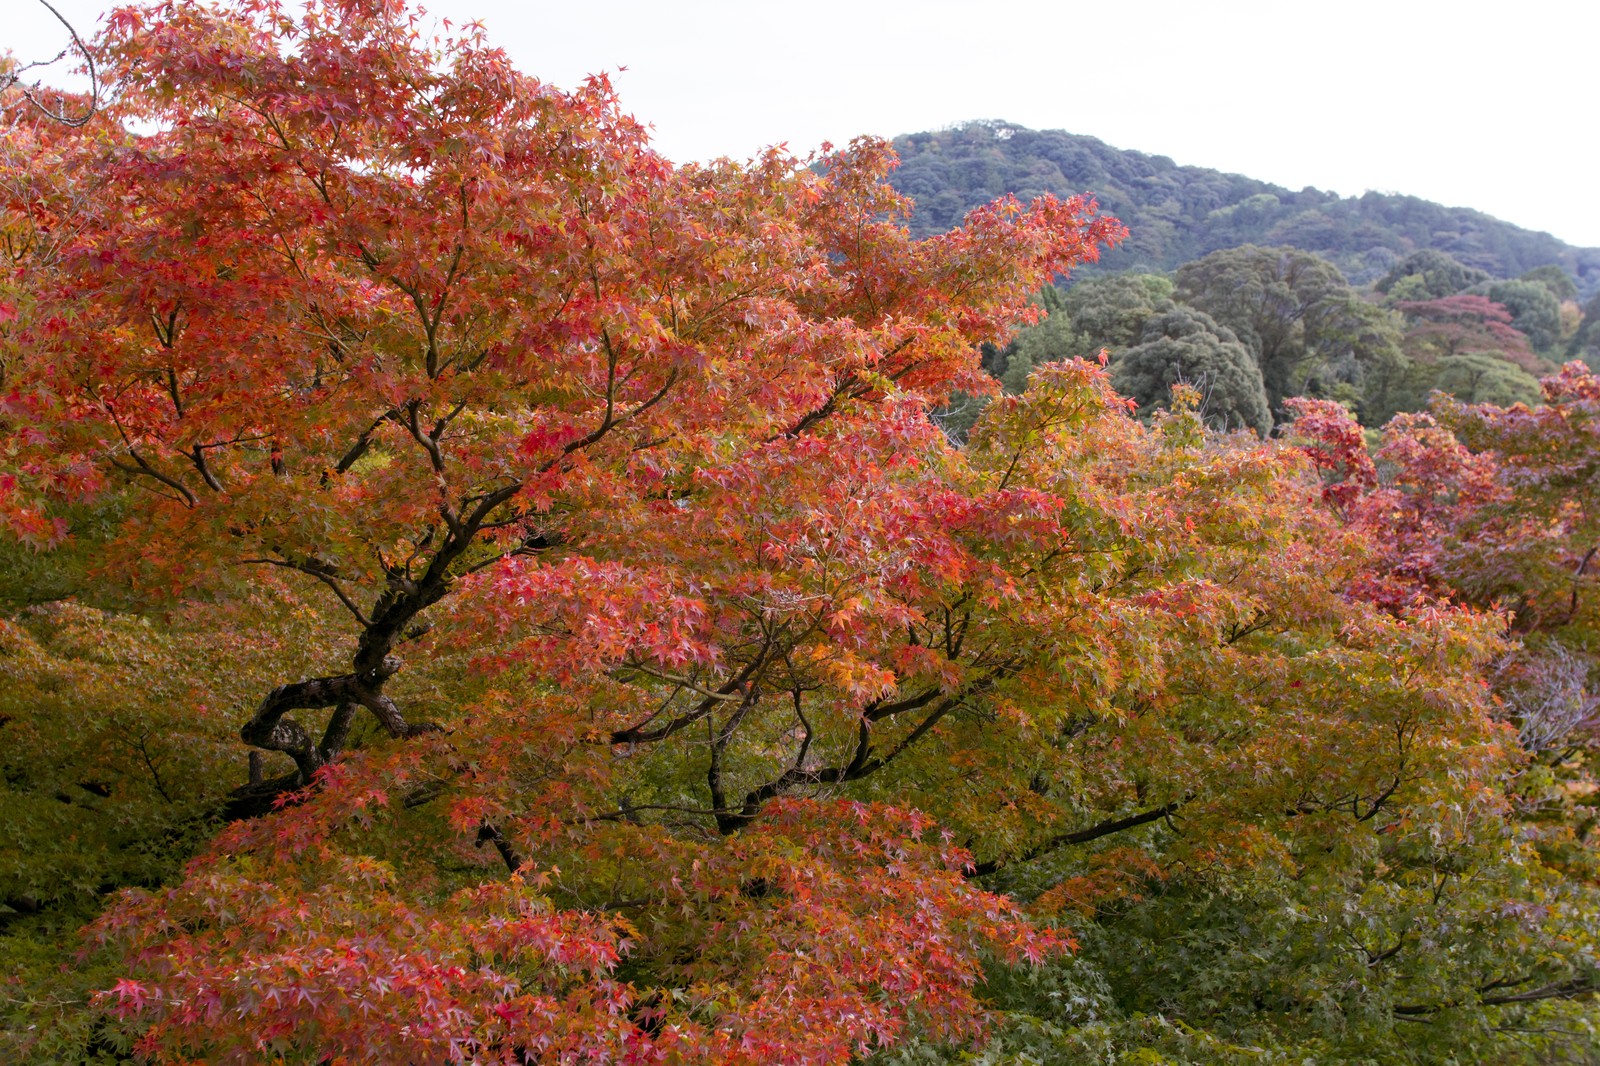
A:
[
  {"xmin": 476, "ymin": 823, "xmax": 524, "ymax": 875},
  {"xmin": 610, "ymin": 658, "xmax": 764, "ymax": 745},
  {"xmin": 3, "ymin": 0, "xmax": 100, "ymax": 127},
  {"xmin": 1395, "ymin": 978, "xmax": 1600, "ymax": 1017},
  {"xmin": 967, "ymin": 801, "xmax": 1183, "ymax": 878},
  {"xmin": 237, "ymin": 656, "xmax": 408, "ymax": 783}
]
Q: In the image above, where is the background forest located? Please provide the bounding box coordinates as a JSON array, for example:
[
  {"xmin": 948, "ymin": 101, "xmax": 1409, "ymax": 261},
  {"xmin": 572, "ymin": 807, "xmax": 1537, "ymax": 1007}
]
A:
[
  {"xmin": 898, "ymin": 122, "xmax": 1600, "ymax": 443},
  {"xmin": 6, "ymin": 5, "xmax": 1600, "ymax": 1065},
  {"xmin": 889, "ymin": 121, "xmax": 1600, "ymax": 295}
]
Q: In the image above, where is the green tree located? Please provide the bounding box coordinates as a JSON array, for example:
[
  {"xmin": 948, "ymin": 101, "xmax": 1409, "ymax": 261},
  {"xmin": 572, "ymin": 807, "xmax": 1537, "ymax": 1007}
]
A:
[
  {"xmin": 1056, "ymin": 273, "xmax": 1176, "ymax": 351},
  {"xmin": 1568, "ymin": 291, "xmax": 1600, "ymax": 368},
  {"xmin": 1299, "ymin": 293, "xmax": 1406, "ymax": 421},
  {"xmin": 1421, "ymin": 352, "xmax": 1543, "ymax": 407},
  {"xmin": 1110, "ymin": 307, "xmax": 1271, "ymax": 434},
  {"xmin": 1473, "ymin": 278, "xmax": 1563, "ymax": 353},
  {"xmin": 993, "ymin": 275, "xmax": 1175, "ymax": 396},
  {"xmin": 1000, "ymin": 299, "xmax": 1084, "ymax": 395},
  {"xmin": 1522, "ymin": 263, "xmax": 1580, "ymax": 304},
  {"xmin": 1375, "ymin": 248, "xmax": 1491, "ymax": 300},
  {"xmin": 1175, "ymin": 246, "xmax": 1391, "ymax": 415}
]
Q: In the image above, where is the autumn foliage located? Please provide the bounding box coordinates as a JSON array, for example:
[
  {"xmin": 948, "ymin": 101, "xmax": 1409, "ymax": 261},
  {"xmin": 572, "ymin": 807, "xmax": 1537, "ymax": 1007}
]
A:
[{"xmin": 5, "ymin": 1, "xmax": 1600, "ymax": 1063}]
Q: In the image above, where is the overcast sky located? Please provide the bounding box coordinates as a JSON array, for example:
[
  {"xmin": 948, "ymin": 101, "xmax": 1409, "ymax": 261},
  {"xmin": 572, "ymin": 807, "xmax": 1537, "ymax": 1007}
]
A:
[{"xmin": 12, "ymin": 0, "xmax": 1599, "ymax": 247}]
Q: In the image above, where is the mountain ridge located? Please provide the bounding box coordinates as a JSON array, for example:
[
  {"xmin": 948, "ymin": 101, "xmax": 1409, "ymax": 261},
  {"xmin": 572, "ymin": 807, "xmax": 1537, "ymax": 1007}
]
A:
[{"xmin": 888, "ymin": 121, "xmax": 1600, "ymax": 298}]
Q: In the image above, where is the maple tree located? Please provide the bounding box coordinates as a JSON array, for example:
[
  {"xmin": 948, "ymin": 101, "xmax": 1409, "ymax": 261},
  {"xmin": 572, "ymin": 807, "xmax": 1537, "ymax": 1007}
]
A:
[
  {"xmin": 0, "ymin": 591, "xmax": 355, "ymax": 1061},
  {"xmin": 1273, "ymin": 372, "xmax": 1600, "ymax": 1060},
  {"xmin": 3, "ymin": 0, "xmax": 1118, "ymax": 805},
  {"xmin": 6, "ymin": 1, "xmax": 1600, "ymax": 1063},
  {"xmin": 4, "ymin": 0, "xmax": 1121, "ymax": 1058},
  {"xmin": 1395, "ymin": 294, "xmax": 1541, "ymax": 371},
  {"xmin": 1312, "ymin": 361, "xmax": 1600, "ymax": 630}
]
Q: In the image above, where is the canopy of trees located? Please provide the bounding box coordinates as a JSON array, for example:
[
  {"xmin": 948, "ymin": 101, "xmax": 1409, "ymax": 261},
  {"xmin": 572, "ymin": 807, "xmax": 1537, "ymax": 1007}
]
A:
[
  {"xmin": 1173, "ymin": 245, "xmax": 1398, "ymax": 413},
  {"xmin": 973, "ymin": 243, "xmax": 1594, "ymax": 433},
  {"xmin": 1109, "ymin": 308, "xmax": 1270, "ymax": 434},
  {"xmin": 1377, "ymin": 248, "xmax": 1493, "ymax": 300},
  {"xmin": 1575, "ymin": 292, "xmax": 1600, "ymax": 368},
  {"xmin": 5, "ymin": 4, "xmax": 1600, "ymax": 1065}
]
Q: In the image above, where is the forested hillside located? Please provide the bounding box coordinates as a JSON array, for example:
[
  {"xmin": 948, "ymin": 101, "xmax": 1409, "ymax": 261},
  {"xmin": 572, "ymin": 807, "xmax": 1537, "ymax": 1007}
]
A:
[{"xmin": 891, "ymin": 121, "xmax": 1600, "ymax": 296}]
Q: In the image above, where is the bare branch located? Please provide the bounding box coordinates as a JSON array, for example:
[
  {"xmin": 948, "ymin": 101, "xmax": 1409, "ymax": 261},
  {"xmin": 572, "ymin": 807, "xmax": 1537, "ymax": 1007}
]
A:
[{"xmin": 3, "ymin": 0, "xmax": 101, "ymax": 127}]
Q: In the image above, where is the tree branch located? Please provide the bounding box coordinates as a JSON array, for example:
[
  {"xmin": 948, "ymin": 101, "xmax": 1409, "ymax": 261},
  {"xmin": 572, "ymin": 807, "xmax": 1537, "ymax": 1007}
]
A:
[
  {"xmin": 1394, "ymin": 978, "xmax": 1600, "ymax": 1017},
  {"xmin": 3, "ymin": 0, "xmax": 100, "ymax": 127},
  {"xmin": 966, "ymin": 801, "xmax": 1184, "ymax": 878},
  {"xmin": 237, "ymin": 656, "xmax": 406, "ymax": 782}
]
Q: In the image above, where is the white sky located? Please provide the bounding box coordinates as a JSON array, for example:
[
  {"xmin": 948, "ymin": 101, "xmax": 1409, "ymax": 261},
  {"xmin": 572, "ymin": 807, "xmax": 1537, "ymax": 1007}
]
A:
[{"xmin": 10, "ymin": 0, "xmax": 1599, "ymax": 247}]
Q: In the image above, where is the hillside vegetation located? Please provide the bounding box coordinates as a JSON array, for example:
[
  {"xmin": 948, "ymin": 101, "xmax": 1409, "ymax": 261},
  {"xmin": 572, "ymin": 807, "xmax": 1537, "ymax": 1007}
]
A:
[
  {"xmin": 936, "ymin": 241, "xmax": 1600, "ymax": 447},
  {"xmin": 891, "ymin": 121, "xmax": 1600, "ymax": 296}
]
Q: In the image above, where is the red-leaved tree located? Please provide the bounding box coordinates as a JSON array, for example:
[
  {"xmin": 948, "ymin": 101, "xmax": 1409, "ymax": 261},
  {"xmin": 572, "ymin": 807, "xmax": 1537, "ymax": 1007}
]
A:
[
  {"xmin": 3, "ymin": 0, "xmax": 1120, "ymax": 803},
  {"xmin": 3, "ymin": 0, "xmax": 1128, "ymax": 1058},
  {"xmin": 1395, "ymin": 294, "xmax": 1540, "ymax": 372}
]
